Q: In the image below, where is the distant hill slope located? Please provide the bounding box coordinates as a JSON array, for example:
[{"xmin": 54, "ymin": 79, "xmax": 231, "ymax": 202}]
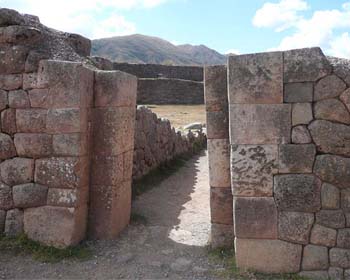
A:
[{"xmin": 91, "ymin": 34, "xmax": 226, "ymax": 66}]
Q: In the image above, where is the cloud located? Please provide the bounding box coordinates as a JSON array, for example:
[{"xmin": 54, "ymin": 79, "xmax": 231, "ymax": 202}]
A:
[
  {"xmin": 329, "ymin": 32, "xmax": 350, "ymax": 59},
  {"xmin": 225, "ymin": 48, "xmax": 241, "ymax": 55}
]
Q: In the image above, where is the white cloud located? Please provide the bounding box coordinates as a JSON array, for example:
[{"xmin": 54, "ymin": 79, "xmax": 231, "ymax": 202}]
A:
[
  {"xmin": 329, "ymin": 32, "xmax": 350, "ymax": 58},
  {"xmin": 225, "ymin": 48, "xmax": 241, "ymax": 55}
]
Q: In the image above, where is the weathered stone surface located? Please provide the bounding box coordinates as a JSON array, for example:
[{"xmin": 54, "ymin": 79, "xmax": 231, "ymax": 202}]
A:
[
  {"xmin": 316, "ymin": 210, "xmax": 345, "ymax": 229},
  {"xmin": 47, "ymin": 188, "xmax": 79, "ymax": 207},
  {"xmin": 91, "ymin": 155, "xmax": 124, "ymax": 186},
  {"xmin": 302, "ymin": 245, "xmax": 329, "ymax": 271},
  {"xmin": 24, "ymin": 206, "xmax": 87, "ymax": 248},
  {"xmin": 1, "ymin": 108, "xmax": 16, "ymax": 135},
  {"xmin": 234, "ymin": 197, "xmax": 277, "ymax": 239},
  {"xmin": 0, "ymin": 158, "xmax": 34, "ymax": 186},
  {"xmin": 16, "ymin": 109, "xmax": 47, "ymax": 133},
  {"xmin": 284, "ymin": 47, "xmax": 332, "ymax": 82},
  {"xmin": 14, "ymin": 133, "xmax": 52, "ymax": 158},
  {"xmin": 28, "ymin": 88, "xmax": 50, "ymax": 108},
  {"xmin": 310, "ymin": 224, "xmax": 337, "ymax": 247},
  {"xmin": 0, "ymin": 183, "xmax": 12, "ymax": 210},
  {"xmin": 315, "ymin": 74, "xmax": 347, "ymax": 101},
  {"xmin": 207, "ymin": 139, "xmax": 230, "ymax": 188},
  {"xmin": 337, "ymin": 229, "xmax": 350, "ymax": 249},
  {"xmin": 309, "ymin": 120, "xmax": 350, "ymax": 157},
  {"xmin": 210, "ymin": 223, "xmax": 234, "ymax": 249},
  {"xmin": 299, "ymin": 271, "xmax": 329, "ymax": 280},
  {"xmin": 22, "ymin": 73, "xmax": 37, "ymax": 90},
  {"xmin": 292, "ymin": 103, "xmax": 313, "ymax": 126},
  {"xmin": 231, "ymin": 145, "xmax": 278, "ymax": 196},
  {"xmin": 315, "ymin": 98, "xmax": 350, "ymax": 124},
  {"xmin": 228, "ymin": 52, "xmax": 283, "ymax": 104},
  {"xmin": 4, "ymin": 209, "xmax": 23, "ymax": 237},
  {"xmin": 278, "ymin": 144, "xmax": 315, "ymax": 173},
  {"xmin": 322, "ymin": 183, "xmax": 340, "ymax": 209},
  {"xmin": 0, "ymin": 26, "xmax": 41, "ymax": 44},
  {"xmin": 0, "ymin": 45, "xmax": 28, "ymax": 74},
  {"xmin": 330, "ymin": 248, "xmax": 350, "ymax": 269},
  {"xmin": 314, "ymin": 155, "xmax": 350, "ymax": 189},
  {"xmin": 204, "ymin": 65, "xmax": 228, "ymax": 112},
  {"xmin": 328, "ymin": 267, "xmax": 344, "ymax": 280},
  {"xmin": 0, "ymin": 74, "xmax": 22, "ymax": 90},
  {"xmin": 346, "ymin": 269, "xmax": 350, "ymax": 280},
  {"xmin": 235, "ymin": 238, "xmax": 302, "ymax": 273},
  {"xmin": 341, "ymin": 189, "xmax": 350, "ymax": 211},
  {"xmin": 291, "ymin": 125, "xmax": 312, "ymax": 144},
  {"xmin": 206, "ymin": 111, "xmax": 229, "ymax": 139},
  {"xmin": 46, "ymin": 108, "xmax": 84, "ymax": 134},
  {"xmin": 230, "ymin": 104, "xmax": 291, "ymax": 144},
  {"xmin": 284, "ymin": 82, "xmax": 313, "ymax": 103},
  {"xmin": 340, "ymin": 88, "xmax": 350, "ymax": 112},
  {"xmin": 346, "ymin": 213, "xmax": 350, "ymax": 228},
  {"xmin": 13, "ymin": 183, "xmax": 47, "ymax": 208},
  {"xmin": 0, "ymin": 89, "xmax": 7, "ymax": 111},
  {"xmin": 278, "ymin": 212, "xmax": 314, "ymax": 244},
  {"xmin": 328, "ymin": 56, "xmax": 350, "ymax": 86},
  {"xmin": 53, "ymin": 133, "xmax": 87, "ymax": 156},
  {"xmin": 0, "ymin": 8, "xmax": 25, "ymax": 26},
  {"xmin": 0, "ymin": 210, "xmax": 5, "ymax": 232},
  {"xmin": 210, "ymin": 187, "xmax": 233, "ymax": 225},
  {"xmin": 8, "ymin": 90, "xmax": 29, "ymax": 109},
  {"xmin": 0, "ymin": 133, "xmax": 16, "ymax": 159},
  {"xmin": 274, "ymin": 175, "xmax": 321, "ymax": 212}
]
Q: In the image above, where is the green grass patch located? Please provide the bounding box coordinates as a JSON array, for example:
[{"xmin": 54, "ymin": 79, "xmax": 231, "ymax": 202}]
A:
[{"xmin": 0, "ymin": 234, "xmax": 92, "ymax": 263}]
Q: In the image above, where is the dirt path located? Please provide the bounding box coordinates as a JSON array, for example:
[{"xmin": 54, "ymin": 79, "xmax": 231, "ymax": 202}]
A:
[{"xmin": 0, "ymin": 151, "xmax": 227, "ymax": 280}]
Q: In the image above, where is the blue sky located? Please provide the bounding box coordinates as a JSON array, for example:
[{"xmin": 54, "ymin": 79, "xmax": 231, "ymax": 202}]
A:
[{"xmin": 1, "ymin": 0, "xmax": 350, "ymax": 58}]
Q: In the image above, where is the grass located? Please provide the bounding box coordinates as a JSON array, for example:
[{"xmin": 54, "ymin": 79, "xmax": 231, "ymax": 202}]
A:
[
  {"xmin": 208, "ymin": 247, "xmax": 310, "ymax": 280},
  {"xmin": 0, "ymin": 234, "xmax": 92, "ymax": 263}
]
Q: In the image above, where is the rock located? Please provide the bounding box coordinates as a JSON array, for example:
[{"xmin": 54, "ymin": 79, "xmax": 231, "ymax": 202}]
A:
[
  {"xmin": 346, "ymin": 269, "xmax": 350, "ymax": 280},
  {"xmin": 210, "ymin": 187, "xmax": 233, "ymax": 225},
  {"xmin": 183, "ymin": 122, "xmax": 204, "ymax": 130},
  {"xmin": 328, "ymin": 267, "xmax": 344, "ymax": 280},
  {"xmin": 16, "ymin": 109, "xmax": 47, "ymax": 133},
  {"xmin": 0, "ymin": 8, "xmax": 25, "ymax": 26},
  {"xmin": 22, "ymin": 73, "xmax": 38, "ymax": 90},
  {"xmin": 206, "ymin": 111, "xmax": 229, "ymax": 139},
  {"xmin": 314, "ymin": 155, "xmax": 350, "ymax": 189},
  {"xmin": 299, "ymin": 271, "xmax": 329, "ymax": 280},
  {"xmin": 0, "ymin": 158, "xmax": 34, "ymax": 186},
  {"xmin": 315, "ymin": 74, "xmax": 347, "ymax": 101},
  {"xmin": 338, "ymin": 229, "xmax": 350, "ymax": 249},
  {"xmin": 0, "ymin": 133, "xmax": 16, "ymax": 159},
  {"xmin": 13, "ymin": 183, "xmax": 47, "ymax": 208},
  {"xmin": 0, "ymin": 89, "xmax": 7, "ymax": 111},
  {"xmin": 0, "ymin": 183, "xmax": 13, "ymax": 210},
  {"xmin": 310, "ymin": 224, "xmax": 337, "ymax": 247},
  {"xmin": 1, "ymin": 108, "xmax": 16, "ymax": 135},
  {"xmin": 207, "ymin": 139, "xmax": 230, "ymax": 188},
  {"xmin": 66, "ymin": 33, "xmax": 91, "ymax": 57},
  {"xmin": 53, "ymin": 133, "xmax": 87, "ymax": 157},
  {"xmin": 340, "ymin": 88, "xmax": 350, "ymax": 111},
  {"xmin": 4, "ymin": 209, "xmax": 23, "ymax": 237},
  {"xmin": 25, "ymin": 50, "xmax": 50, "ymax": 73},
  {"xmin": 204, "ymin": 65, "xmax": 227, "ymax": 112},
  {"xmin": 210, "ymin": 223, "xmax": 234, "ymax": 248},
  {"xmin": 46, "ymin": 108, "xmax": 84, "ymax": 134},
  {"xmin": 170, "ymin": 258, "xmax": 192, "ymax": 272},
  {"xmin": 47, "ymin": 188, "xmax": 78, "ymax": 207},
  {"xmin": 0, "ymin": 74, "xmax": 22, "ymax": 90},
  {"xmin": 234, "ymin": 197, "xmax": 277, "ymax": 239},
  {"xmin": 14, "ymin": 133, "xmax": 52, "ymax": 158},
  {"xmin": 292, "ymin": 103, "xmax": 313, "ymax": 126},
  {"xmin": 0, "ymin": 45, "xmax": 28, "ymax": 74},
  {"xmin": 235, "ymin": 238, "xmax": 302, "ymax": 273},
  {"xmin": 274, "ymin": 174, "xmax": 321, "ymax": 212},
  {"xmin": 278, "ymin": 144, "xmax": 315, "ymax": 173},
  {"xmin": 341, "ymin": 189, "xmax": 350, "ymax": 211},
  {"xmin": 0, "ymin": 210, "xmax": 5, "ymax": 232},
  {"xmin": 302, "ymin": 245, "xmax": 329, "ymax": 271},
  {"xmin": 309, "ymin": 120, "xmax": 350, "ymax": 157},
  {"xmin": 330, "ymin": 248, "xmax": 350, "ymax": 268},
  {"xmin": 291, "ymin": 125, "xmax": 312, "ymax": 144},
  {"xmin": 278, "ymin": 211, "xmax": 314, "ymax": 244},
  {"xmin": 314, "ymin": 98, "xmax": 350, "ymax": 124},
  {"xmin": 328, "ymin": 56, "xmax": 350, "ymax": 86},
  {"xmin": 322, "ymin": 183, "xmax": 340, "ymax": 209},
  {"xmin": 316, "ymin": 210, "xmax": 345, "ymax": 229},
  {"xmin": 0, "ymin": 25, "xmax": 41, "ymax": 44},
  {"xmin": 284, "ymin": 82, "xmax": 313, "ymax": 103}
]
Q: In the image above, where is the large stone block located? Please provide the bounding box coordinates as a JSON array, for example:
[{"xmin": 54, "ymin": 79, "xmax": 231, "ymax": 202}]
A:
[
  {"xmin": 53, "ymin": 133, "xmax": 87, "ymax": 156},
  {"xmin": 210, "ymin": 223, "xmax": 234, "ymax": 248},
  {"xmin": 210, "ymin": 187, "xmax": 233, "ymax": 225},
  {"xmin": 207, "ymin": 139, "xmax": 230, "ymax": 188},
  {"xmin": 0, "ymin": 210, "xmax": 5, "ymax": 233},
  {"xmin": 0, "ymin": 158, "xmax": 34, "ymax": 186},
  {"xmin": 322, "ymin": 183, "xmax": 340, "ymax": 209},
  {"xmin": 299, "ymin": 271, "xmax": 329, "ymax": 280},
  {"xmin": 46, "ymin": 108, "xmax": 86, "ymax": 134},
  {"xmin": 13, "ymin": 183, "xmax": 47, "ymax": 208},
  {"xmin": 341, "ymin": 189, "xmax": 350, "ymax": 211},
  {"xmin": 314, "ymin": 74, "xmax": 347, "ymax": 101},
  {"xmin": 316, "ymin": 210, "xmax": 345, "ymax": 229},
  {"xmin": 14, "ymin": 133, "xmax": 52, "ymax": 158},
  {"xmin": 0, "ymin": 89, "xmax": 7, "ymax": 111},
  {"xmin": 231, "ymin": 145, "xmax": 278, "ymax": 196},
  {"xmin": 235, "ymin": 238, "xmax": 302, "ymax": 273},
  {"xmin": 234, "ymin": 197, "xmax": 277, "ymax": 239},
  {"xmin": 314, "ymin": 155, "xmax": 350, "ymax": 189},
  {"xmin": 340, "ymin": 88, "xmax": 350, "ymax": 112},
  {"xmin": 1, "ymin": 108, "xmax": 16, "ymax": 135},
  {"xmin": 47, "ymin": 188, "xmax": 81, "ymax": 207},
  {"xmin": 278, "ymin": 211, "xmax": 314, "ymax": 244},
  {"xmin": 0, "ymin": 45, "xmax": 28, "ymax": 74},
  {"xmin": 291, "ymin": 125, "xmax": 312, "ymax": 144},
  {"xmin": 22, "ymin": 73, "xmax": 37, "ymax": 90},
  {"xmin": 315, "ymin": 98, "xmax": 350, "ymax": 124},
  {"xmin": 0, "ymin": 133, "xmax": 16, "ymax": 159},
  {"xmin": 329, "ymin": 267, "xmax": 344, "ymax": 280},
  {"xmin": 8, "ymin": 90, "xmax": 30, "ymax": 109},
  {"xmin": 310, "ymin": 224, "xmax": 337, "ymax": 247},
  {"xmin": 274, "ymin": 174, "xmax": 321, "ymax": 212},
  {"xmin": 228, "ymin": 52, "xmax": 283, "ymax": 104},
  {"xmin": 90, "ymin": 155, "xmax": 124, "ymax": 186},
  {"xmin": 302, "ymin": 245, "xmax": 329, "ymax": 271},
  {"xmin": 4, "ymin": 208, "xmax": 23, "ymax": 237},
  {"xmin": 230, "ymin": 104, "xmax": 291, "ymax": 144},
  {"xmin": 278, "ymin": 144, "xmax": 316, "ymax": 173},
  {"xmin": 0, "ymin": 74, "xmax": 22, "ymax": 90},
  {"xmin": 283, "ymin": 47, "xmax": 332, "ymax": 83},
  {"xmin": 328, "ymin": 57, "xmax": 350, "ymax": 86},
  {"xmin": 24, "ymin": 206, "xmax": 87, "ymax": 248},
  {"xmin": 292, "ymin": 103, "xmax": 313, "ymax": 126},
  {"xmin": 0, "ymin": 183, "xmax": 12, "ymax": 210},
  {"xmin": 330, "ymin": 248, "xmax": 350, "ymax": 269},
  {"xmin": 16, "ymin": 109, "xmax": 47, "ymax": 133},
  {"xmin": 0, "ymin": 8, "xmax": 25, "ymax": 26},
  {"xmin": 206, "ymin": 111, "xmax": 229, "ymax": 139},
  {"xmin": 284, "ymin": 82, "xmax": 313, "ymax": 103},
  {"xmin": 337, "ymin": 229, "xmax": 350, "ymax": 249},
  {"xmin": 28, "ymin": 88, "xmax": 50, "ymax": 108},
  {"xmin": 204, "ymin": 65, "xmax": 228, "ymax": 112}
]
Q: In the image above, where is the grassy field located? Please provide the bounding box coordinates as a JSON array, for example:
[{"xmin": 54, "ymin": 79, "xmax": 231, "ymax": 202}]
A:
[{"xmin": 144, "ymin": 104, "xmax": 206, "ymax": 129}]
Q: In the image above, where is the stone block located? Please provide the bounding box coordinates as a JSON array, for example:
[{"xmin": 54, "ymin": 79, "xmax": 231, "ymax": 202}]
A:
[
  {"xmin": 0, "ymin": 74, "xmax": 22, "ymax": 90},
  {"xmin": 284, "ymin": 82, "xmax": 313, "ymax": 103},
  {"xmin": 235, "ymin": 238, "xmax": 302, "ymax": 273},
  {"xmin": 314, "ymin": 155, "xmax": 350, "ymax": 189},
  {"xmin": 346, "ymin": 213, "xmax": 350, "ymax": 227},
  {"xmin": 206, "ymin": 111, "xmax": 229, "ymax": 139},
  {"xmin": 94, "ymin": 70, "xmax": 137, "ymax": 108},
  {"xmin": 210, "ymin": 223, "xmax": 234, "ymax": 249},
  {"xmin": 322, "ymin": 183, "xmax": 340, "ymax": 209},
  {"xmin": 13, "ymin": 183, "xmax": 47, "ymax": 208},
  {"xmin": 340, "ymin": 88, "xmax": 350, "ymax": 112},
  {"xmin": 24, "ymin": 205, "xmax": 87, "ymax": 248},
  {"xmin": 234, "ymin": 197, "xmax": 277, "ymax": 239},
  {"xmin": 0, "ymin": 45, "xmax": 28, "ymax": 74},
  {"xmin": 315, "ymin": 98, "xmax": 350, "ymax": 124},
  {"xmin": 283, "ymin": 47, "xmax": 332, "ymax": 83},
  {"xmin": 228, "ymin": 52, "xmax": 283, "ymax": 104},
  {"xmin": 0, "ymin": 210, "xmax": 5, "ymax": 233},
  {"xmin": 299, "ymin": 271, "xmax": 329, "ymax": 280},
  {"xmin": 330, "ymin": 248, "xmax": 350, "ymax": 269},
  {"xmin": 0, "ymin": 133, "xmax": 16, "ymax": 159},
  {"xmin": 278, "ymin": 211, "xmax": 314, "ymax": 244},
  {"xmin": 28, "ymin": 88, "xmax": 50, "ymax": 108},
  {"xmin": 0, "ymin": 89, "xmax": 7, "ymax": 111},
  {"xmin": 230, "ymin": 104, "xmax": 291, "ymax": 144},
  {"xmin": 207, "ymin": 139, "xmax": 230, "ymax": 188},
  {"xmin": 0, "ymin": 8, "xmax": 25, "ymax": 26},
  {"xmin": 346, "ymin": 269, "xmax": 350, "ymax": 280},
  {"xmin": 0, "ymin": 158, "xmax": 34, "ymax": 186},
  {"xmin": 291, "ymin": 125, "xmax": 312, "ymax": 144},
  {"xmin": 0, "ymin": 183, "xmax": 12, "ymax": 210},
  {"xmin": 8, "ymin": 90, "xmax": 30, "ymax": 109},
  {"xmin": 337, "ymin": 229, "xmax": 350, "ymax": 249},
  {"xmin": 53, "ymin": 133, "xmax": 87, "ymax": 156},
  {"xmin": 341, "ymin": 189, "xmax": 350, "ymax": 211},
  {"xmin": 278, "ymin": 144, "xmax": 316, "ymax": 173},
  {"xmin": 46, "ymin": 108, "xmax": 86, "ymax": 134},
  {"xmin": 14, "ymin": 133, "xmax": 52, "ymax": 158},
  {"xmin": 210, "ymin": 187, "xmax": 233, "ymax": 225},
  {"xmin": 292, "ymin": 103, "xmax": 313, "ymax": 126},
  {"xmin": 25, "ymin": 50, "xmax": 49, "ymax": 73},
  {"xmin": 16, "ymin": 109, "xmax": 47, "ymax": 133},
  {"xmin": 302, "ymin": 245, "xmax": 329, "ymax": 271},
  {"xmin": 274, "ymin": 174, "xmax": 321, "ymax": 212},
  {"xmin": 231, "ymin": 145, "xmax": 278, "ymax": 196},
  {"xmin": 310, "ymin": 224, "xmax": 337, "ymax": 247},
  {"xmin": 22, "ymin": 73, "xmax": 37, "ymax": 90},
  {"xmin": 329, "ymin": 267, "xmax": 344, "ymax": 280},
  {"xmin": 123, "ymin": 150, "xmax": 134, "ymax": 181},
  {"xmin": 328, "ymin": 57, "xmax": 350, "ymax": 86},
  {"xmin": 315, "ymin": 74, "xmax": 347, "ymax": 101},
  {"xmin": 47, "ymin": 188, "xmax": 80, "ymax": 207},
  {"xmin": 1, "ymin": 108, "xmax": 16, "ymax": 135},
  {"xmin": 4, "ymin": 208, "xmax": 23, "ymax": 237},
  {"xmin": 90, "ymin": 155, "xmax": 124, "ymax": 186},
  {"xmin": 316, "ymin": 210, "xmax": 345, "ymax": 229},
  {"xmin": 204, "ymin": 65, "xmax": 228, "ymax": 112}
]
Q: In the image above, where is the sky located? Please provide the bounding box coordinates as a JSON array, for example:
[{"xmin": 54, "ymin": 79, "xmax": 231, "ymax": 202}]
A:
[{"xmin": 1, "ymin": 0, "xmax": 350, "ymax": 58}]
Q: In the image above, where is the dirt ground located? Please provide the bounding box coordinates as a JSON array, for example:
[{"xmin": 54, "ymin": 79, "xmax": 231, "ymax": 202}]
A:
[{"xmin": 0, "ymin": 152, "xmax": 229, "ymax": 280}]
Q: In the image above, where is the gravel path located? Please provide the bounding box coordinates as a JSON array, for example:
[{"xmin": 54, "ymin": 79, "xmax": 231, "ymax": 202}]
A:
[{"xmin": 0, "ymin": 151, "xmax": 227, "ymax": 279}]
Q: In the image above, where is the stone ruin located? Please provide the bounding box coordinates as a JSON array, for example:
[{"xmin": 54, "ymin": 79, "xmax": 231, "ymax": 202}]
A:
[{"xmin": 205, "ymin": 47, "xmax": 350, "ymax": 278}]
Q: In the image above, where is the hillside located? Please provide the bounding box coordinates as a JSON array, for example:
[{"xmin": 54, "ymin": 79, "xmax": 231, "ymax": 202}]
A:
[{"xmin": 91, "ymin": 34, "xmax": 226, "ymax": 65}]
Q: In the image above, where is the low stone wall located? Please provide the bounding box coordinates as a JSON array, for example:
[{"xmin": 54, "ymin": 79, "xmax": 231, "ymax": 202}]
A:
[{"xmin": 133, "ymin": 106, "xmax": 206, "ymax": 180}]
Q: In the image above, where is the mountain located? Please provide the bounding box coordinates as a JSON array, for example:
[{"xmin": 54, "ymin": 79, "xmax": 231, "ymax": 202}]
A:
[{"xmin": 91, "ymin": 34, "xmax": 226, "ymax": 66}]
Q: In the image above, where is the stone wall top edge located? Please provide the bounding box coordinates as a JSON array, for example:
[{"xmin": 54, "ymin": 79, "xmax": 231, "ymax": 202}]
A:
[{"xmin": 138, "ymin": 77, "xmax": 203, "ymax": 83}]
